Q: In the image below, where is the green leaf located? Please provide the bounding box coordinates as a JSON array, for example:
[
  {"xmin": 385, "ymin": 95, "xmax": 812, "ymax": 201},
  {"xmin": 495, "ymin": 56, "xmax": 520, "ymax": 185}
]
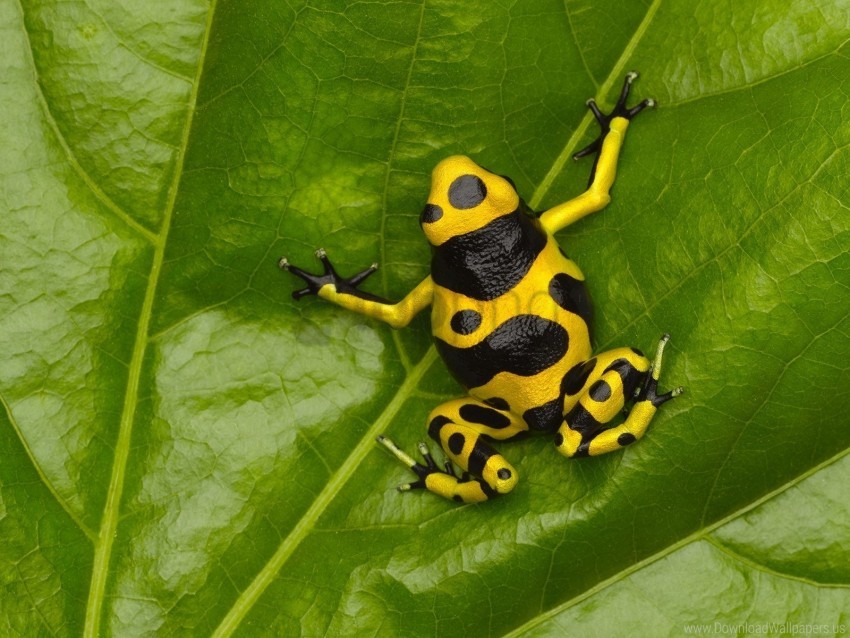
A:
[{"xmin": 2, "ymin": 0, "xmax": 849, "ymax": 636}]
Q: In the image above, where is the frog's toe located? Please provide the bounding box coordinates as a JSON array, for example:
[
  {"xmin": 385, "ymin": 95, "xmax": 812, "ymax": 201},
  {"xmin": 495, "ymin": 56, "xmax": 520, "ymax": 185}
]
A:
[
  {"xmin": 278, "ymin": 255, "xmax": 325, "ymax": 299},
  {"xmin": 637, "ymin": 333, "xmax": 685, "ymax": 407},
  {"xmin": 377, "ymin": 436, "xmax": 443, "ymax": 491},
  {"xmin": 612, "ymin": 71, "xmax": 656, "ymax": 120},
  {"xmin": 573, "ymin": 72, "xmax": 656, "ymax": 162},
  {"xmin": 279, "ymin": 249, "xmax": 384, "ymax": 301}
]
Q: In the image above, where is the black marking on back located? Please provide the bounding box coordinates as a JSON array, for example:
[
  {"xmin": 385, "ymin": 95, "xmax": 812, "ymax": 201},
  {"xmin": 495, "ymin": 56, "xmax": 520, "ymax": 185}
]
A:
[
  {"xmin": 430, "ymin": 208, "xmax": 547, "ymax": 301},
  {"xmin": 458, "ymin": 404, "xmax": 511, "ymax": 429},
  {"xmin": 451, "ymin": 309, "xmax": 482, "ymax": 335},
  {"xmin": 435, "ymin": 314, "xmax": 568, "ymax": 389},
  {"xmin": 549, "ymin": 273, "xmax": 594, "ymax": 331}
]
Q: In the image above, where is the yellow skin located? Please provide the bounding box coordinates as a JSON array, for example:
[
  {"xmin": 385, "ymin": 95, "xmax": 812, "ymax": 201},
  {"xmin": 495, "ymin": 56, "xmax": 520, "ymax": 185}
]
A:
[{"xmin": 283, "ymin": 74, "xmax": 682, "ymax": 503}]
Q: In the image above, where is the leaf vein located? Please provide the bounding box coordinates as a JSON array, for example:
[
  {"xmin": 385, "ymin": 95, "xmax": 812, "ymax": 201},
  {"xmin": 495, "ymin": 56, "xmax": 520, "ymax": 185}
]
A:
[
  {"xmin": 13, "ymin": 0, "xmax": 159, "ymax": 245},
  {"xmin": 0, "ymin": 391, "xmax": 97, "ymax": 543},
  {"xmin": 705, "ymin": 536, "xmax": 850, "ymax": 590}
]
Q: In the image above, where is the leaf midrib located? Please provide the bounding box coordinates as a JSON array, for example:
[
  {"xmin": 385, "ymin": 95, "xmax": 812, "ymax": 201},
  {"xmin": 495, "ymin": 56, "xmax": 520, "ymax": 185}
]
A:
[{"xmin": 80, "ymin": 2, "xmax": 220, "ymax": 636}]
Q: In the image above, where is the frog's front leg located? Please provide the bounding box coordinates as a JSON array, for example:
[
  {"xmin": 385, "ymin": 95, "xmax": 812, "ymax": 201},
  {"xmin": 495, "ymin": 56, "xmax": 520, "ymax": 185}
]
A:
[
  {"xmin": 279, "ymin": 248, "xmax": 433, "ymax": 329},
  {"xmin": 555, "ymin": 334, "xmax": 683, "ymax": 458},
  {"xmin": 540, "ymin": 71, "xmax": 655, "ymax": 235},
  {"xmin": 378, "ymin": 398, "xmax": 525, "ymax": 503}
]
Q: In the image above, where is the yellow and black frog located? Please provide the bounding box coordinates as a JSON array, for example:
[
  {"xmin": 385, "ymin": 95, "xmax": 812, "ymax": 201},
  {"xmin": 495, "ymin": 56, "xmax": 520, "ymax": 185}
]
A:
[{"xmin": 280, "ymin": 73, "xmax": 682, "ymax": 503}]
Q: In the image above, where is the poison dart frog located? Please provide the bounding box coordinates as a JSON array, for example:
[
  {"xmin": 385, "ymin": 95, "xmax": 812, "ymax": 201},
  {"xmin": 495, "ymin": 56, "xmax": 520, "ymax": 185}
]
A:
[{"xmin": 279, "ymin": 72, "xmax": 683, "ymax": 503}]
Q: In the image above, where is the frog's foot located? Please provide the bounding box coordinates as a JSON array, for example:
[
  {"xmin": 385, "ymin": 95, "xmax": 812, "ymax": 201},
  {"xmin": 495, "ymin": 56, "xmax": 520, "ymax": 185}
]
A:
[
  {"xmin": 376, "ymin": 436, "xmax": 495, "ymax": 504},
  {"xmin": 636, "ymin": 333, "xmax": 685, "ymax": 407},
  {"xmin": 278, "ymin": 248, "xmax": 381, "ymax": 301},
  {"xmin": 573, "ymin": 71, "xmax": 656, "ymax": 161}
]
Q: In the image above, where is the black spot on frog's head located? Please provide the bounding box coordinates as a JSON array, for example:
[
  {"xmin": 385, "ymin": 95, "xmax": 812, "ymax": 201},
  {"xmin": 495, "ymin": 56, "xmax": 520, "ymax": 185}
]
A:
[
  {"xmin": 420, "ymin": 203, "xmax": 443, "ymax": 224},
  {"xmin": 420, "ymin": 155, "xmax": 520, "ymax": 246},
  {"xmin": 448, "ymin": 174, "xmax": 487, "ymax": 209}
]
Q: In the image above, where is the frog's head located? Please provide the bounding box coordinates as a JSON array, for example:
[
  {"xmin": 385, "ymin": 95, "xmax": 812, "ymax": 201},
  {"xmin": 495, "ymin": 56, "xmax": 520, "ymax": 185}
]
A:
[{"xmin": 419, "ymin": 155, "xmax": 520, "ymax": 246}]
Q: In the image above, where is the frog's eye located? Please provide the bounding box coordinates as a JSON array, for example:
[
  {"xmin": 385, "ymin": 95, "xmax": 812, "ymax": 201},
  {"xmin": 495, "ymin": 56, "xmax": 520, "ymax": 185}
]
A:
[
  {"xmin": 420, "ymin": 203, "xmax": 443, "ymax": 224},
  {"xmin": 448, "ymin": 174, "xmax": 487, "ymax": 209}
]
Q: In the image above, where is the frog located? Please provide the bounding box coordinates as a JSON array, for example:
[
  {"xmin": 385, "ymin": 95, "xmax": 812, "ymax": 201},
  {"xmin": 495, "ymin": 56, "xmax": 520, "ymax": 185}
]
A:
[{"xmin": 279, "ymin": 72, "xmax": 682, "ymax": 503}]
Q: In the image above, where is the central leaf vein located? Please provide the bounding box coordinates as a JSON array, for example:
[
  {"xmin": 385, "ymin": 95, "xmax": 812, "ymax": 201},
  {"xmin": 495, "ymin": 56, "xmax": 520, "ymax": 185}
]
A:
[{"xmin": 81, "ymin": 2, "xmax": 220, "ymax": 636}]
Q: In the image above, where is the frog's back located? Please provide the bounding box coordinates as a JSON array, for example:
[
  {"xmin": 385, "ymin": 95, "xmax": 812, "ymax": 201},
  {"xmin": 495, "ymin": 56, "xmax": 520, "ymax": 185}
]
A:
[{"xmin": 429, "ymin": 206, "xmax": 594, "ymax": 420}]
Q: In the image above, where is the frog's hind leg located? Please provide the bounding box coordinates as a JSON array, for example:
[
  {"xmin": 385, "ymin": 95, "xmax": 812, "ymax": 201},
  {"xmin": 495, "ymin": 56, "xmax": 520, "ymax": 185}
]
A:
[
  {"xmin": 378, "ymin": 398, "xmax": 524, "ymax": 503},
  {"xmin": 555, "ymin": 334, "xmax": 683, "ymax": 458}
]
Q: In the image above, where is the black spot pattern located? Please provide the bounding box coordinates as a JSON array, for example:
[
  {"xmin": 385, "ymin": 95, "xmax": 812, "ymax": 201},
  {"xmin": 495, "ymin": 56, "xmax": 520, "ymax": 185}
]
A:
[
  {"xmin": 573, "ymin": 442, "xmax": 590, "ymax": 458},
  {"xmin": 450, "ymin": 310, "xmax": 482, "ymax": 335},
  {"xmin": 565, "ymin": 403, "xmax": 601, "ymax": 437},
  {"xmin": 484, "ymin": 397, "xmax": 510, "ymax": 411},
  {"xmin": 428, "ymin": 415, "xmax": 452, "ymax": 440},
  {"xmin": 430, "ymin": 209, "xmax": 547, "ymax": 301},
  {"xmin": 554, "ymin": 432, "xmax": 564, "ymax": 447},
  {"xmin": 448, "ymin": 174, "xmax": 487, "ymax": 209},
  {"xmin": 562, "ymin": 358, "xmax": 597, "ymax": 396},
  {"xmin": 523, "ymin": 398, "xmax": 563, "ymax": 433},
  {"xmin": 589, "ymin": 379, "xmax": 612, "ymax": 402},
  {"xmin": 618, "ymin": 432, "xmax": 637, "ymax": 446},
  {"xmin": 480, "ymin": 481, "xmax": 497, "ymax": 497},
  {"xmin": 420, "ymin": 203, "xmax": 443, "ymax": 224},
  {"xmin": 549, "ymin": 273, "xmax": 594, "ymax": 328},
  {"xmin": 604, "ymin": 358, "xmax": 646, "ymax": 397},
  {"xmin": 435, "ymin": 314, "xmax": 568, "ymax": 389},
  {"xmin": 497, "ymin": 468, "xmax": 512, "ymax": 480},
  {"xmin": 458, "ymin": 404, "xmax": 511, "ymax": 429},
  {"xmin": 467, "ymin": 441, "xmax": 494, "ymax": 475},
  {"xmin": 448, "ymin": 432, "xmax": 465, "ymax": 455}
]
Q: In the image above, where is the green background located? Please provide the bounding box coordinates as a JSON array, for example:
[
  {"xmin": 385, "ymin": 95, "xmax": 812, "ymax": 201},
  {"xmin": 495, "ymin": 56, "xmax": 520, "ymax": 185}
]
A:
[{"xmin": 2, "ymin": 0, "xmax": 849, "ymax": 635}]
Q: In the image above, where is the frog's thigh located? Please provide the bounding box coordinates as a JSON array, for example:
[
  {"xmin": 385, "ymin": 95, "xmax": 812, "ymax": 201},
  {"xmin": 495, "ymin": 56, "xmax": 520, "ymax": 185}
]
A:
[
  {"xmin": 555, "ymin": 348, "xmax": 650, "ymax": 458},
  {"xmin": 427, "ymin": 398, "xmax": 523, "ymax": 496}
]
